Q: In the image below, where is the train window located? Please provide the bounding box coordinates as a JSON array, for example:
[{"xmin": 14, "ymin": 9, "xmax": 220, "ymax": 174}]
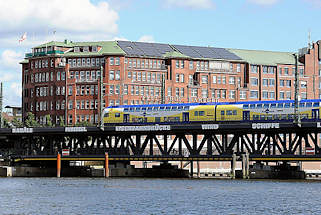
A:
[
  {"xmin": 165, "ymin": 106, "xmax": 171, "ymax": 111},
  {"xmin": 281, "ymin": 114, "xmax": 287, "ymax": 120},
  {"xmin": 124, "ymin": 108, "xmax": 129, "ymax": 112},
  {"xmin": 159, "ymin": 107, "xmax": 165, "ymax": 111},
  {"xmin": 288, "ymin": 114, "xmax": 294, "ymax": 120},
  {"xmin": 142, "ymin": 107, "xmax": 147, "ymax": 111},
  {"xmin": 129, "ymin": 108, "xmax": 135, "ymax": 112},
  {"xmin": 260, "ymin": 115, "xmax": 266, "ymax": 120},
  {"xmin": 227, "ymin": 110, "xmax": 233, "ymax": 115},
  {"xmin": 243, "ymin": 104, "xmax": 249, "ymax": 109},
  {"xmin": 147, "ymin": 107, "xmax": 153, "ymax": 111},
  {"xmin": 195, "ymin": 111, "xmax": 199, "ymax": 116},
  {"xmin": 290, "ymin": 103, "xmax": 295, "ymax": 107},
  {"xmin": 313, "ymin": 102, "xmax": 320, "ymax": 107},
  {"xmin": 233, "ymin": 110, "xmax": 237, "ymax": 115},
  {"xmin": 277, "ymin": 103, "xmax": 284, "ymax": 108},
  {"xmin": 250, "ymin": 104, "xmax": 255, "ymax": 109},
  {"xmin": 177, "ymin": 106, "xmax": 183, "ymax": 110},
  {"xmin": 271, "ymin": 103, "xmax": 277, "ymax": 108},
  {"xmin": 306, "ymin": 102, "xmax": 312, "ymax": 107},
  {"xmin": 253, "ymin": 115, "xmax": 259, "ymax": 120},
  {"xmin": 273, "ymin": 115, "xmax": 279, "ymax": 120},
  {"xmin": 135, "ymin": 107, "xmax": 141, "ymax": 111},
  {"xmin": 256, "ymin": 104, "xmax": 263, "ymax": 108},
  {"xmin": 115, "ymin": 113, "xmax": 120, "ymax": 117},
  {"xmin": 267, "ymin": 115, "xmax": 273, "ymax": 120},
  {"xmin": 183, "ymin": 106, "xmax": 189, "ymax": 110},
  {"xmin": 104, "ymin": 113, "xmax": 109, "ymax": 117},
  {"xmin": 172, "ymin": 106, "xmax": 178, "ymax": 111},
  {"xmin": 263, "ymin": 104, "xmax": 269, "ymax": 109},
  {"xmin": 299, "ymin": 103, "xmax": 305, "ymax": 108},
  {"xmin": 153, "ymin": 107, "xmax": 159, "ymax": 111},
  {"xmin": 221, "ymin": 110, "xmax": 225, "ymax": 115},
  {"xmin": 284, "ymin": 103, "xmax": 290, "ymax": 108},
  {"xmin": 199, "ymin": 111, "xmax": 205, "ymax": 116}
]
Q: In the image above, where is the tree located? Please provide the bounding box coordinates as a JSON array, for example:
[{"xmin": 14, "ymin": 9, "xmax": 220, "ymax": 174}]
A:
[
  {"xmin": 24, "ymin": 112, "xmax": 40, "ymax": 128},
  {"xmin": 45, "ymin": 114, "xmax": 53, "ymax": 127},
  {"xmin": 59, "ymin": 116, "xmax": 65, "ymax": 127},
  {"xmin": 12, "ymin": 117, "xmax": 23, "ymax": 128}
]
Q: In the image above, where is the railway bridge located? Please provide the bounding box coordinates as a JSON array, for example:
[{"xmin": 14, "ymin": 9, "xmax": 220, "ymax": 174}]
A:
[{"xmin": 1, "ymin": 122, "xmax": 321, "ymax": 164}]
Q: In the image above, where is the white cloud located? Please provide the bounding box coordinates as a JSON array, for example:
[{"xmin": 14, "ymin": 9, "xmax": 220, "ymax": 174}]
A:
[
  {"xmin": 0, "ymin": 0, "xmax": 119, "ymax": 45},
  {"xmin": 0, "ymin": 50, "xmax": 23, "ymax": 70},
  {"xmin": 164, "ymin": 0, "xmax": 215, "ymax": 9},
  {"xmin": 138, "ymin": 35, "xmax": 155, "ymax": 43},
  {"xmin": 247, "ymin": 0, "xmax": 280, "ymax": 5}
]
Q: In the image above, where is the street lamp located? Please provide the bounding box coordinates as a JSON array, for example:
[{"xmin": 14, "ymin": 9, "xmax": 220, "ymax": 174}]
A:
[{"xmin": 293, "ymin": 53, "xmax": 301, "ymax": 127}]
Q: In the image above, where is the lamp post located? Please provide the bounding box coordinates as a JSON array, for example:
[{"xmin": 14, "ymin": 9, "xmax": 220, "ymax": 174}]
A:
[{"xmin": 293, "ymin": 53, "xmax": 301, "ymax": 127}]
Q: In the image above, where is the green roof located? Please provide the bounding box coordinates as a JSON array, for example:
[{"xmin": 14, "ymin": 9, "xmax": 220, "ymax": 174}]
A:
[
  {"xmin": 33, "ymin": 41, "xmax": 125, "ymax": 56},
  {"xmin": 20, "ymin": 59, "xmax": 29, "ymax": 64},
  {"xmin": 228, "ymin": 49, "xmax": 298, "ymax": 66}
]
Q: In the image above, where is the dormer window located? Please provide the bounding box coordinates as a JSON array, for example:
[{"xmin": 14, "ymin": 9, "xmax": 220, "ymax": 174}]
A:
[
  {"xmin": 83, "ymin": 46, "xmax": 89, "ymax": 52},
  {"xmin": 92, "ymin": 46, "xmax": 97, "ymax": 52},
  {"xmin": 74, "ymin": 47, "xmax": 80, "ymax": 52}
]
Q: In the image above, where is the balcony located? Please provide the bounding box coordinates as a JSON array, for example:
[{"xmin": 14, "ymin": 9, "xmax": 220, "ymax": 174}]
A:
[{"xmin": 25, "ymin": 50, "xmax": 65, "ymax": 58}]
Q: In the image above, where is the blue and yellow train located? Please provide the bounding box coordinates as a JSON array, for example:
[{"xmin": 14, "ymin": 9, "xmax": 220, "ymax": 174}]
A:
[{"xmin": 103, "ymin": 99, "xmax": 321, "ymax": 125}]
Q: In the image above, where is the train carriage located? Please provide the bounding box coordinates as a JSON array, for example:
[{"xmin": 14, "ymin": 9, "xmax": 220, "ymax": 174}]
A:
[{"xmin": 103, "ymin": 99, "xmax": 321, "ymax": 125}]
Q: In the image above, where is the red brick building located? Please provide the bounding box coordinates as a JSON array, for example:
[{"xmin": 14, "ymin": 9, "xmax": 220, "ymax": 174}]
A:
[{"xmin": 20, "ymin": 40, "xmax": 321, "ymax": 125}]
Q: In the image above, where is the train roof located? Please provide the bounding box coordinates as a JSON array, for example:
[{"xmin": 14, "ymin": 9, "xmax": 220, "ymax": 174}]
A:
[{"xmin": 106, "ymin": 99, "xmax": 321, "ymax": 109}]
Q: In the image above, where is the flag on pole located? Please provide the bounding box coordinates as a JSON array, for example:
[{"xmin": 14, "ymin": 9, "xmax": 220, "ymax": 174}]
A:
[{"xmin": 19, "ymin": 32, "xmax": 27, "ymax": 43}]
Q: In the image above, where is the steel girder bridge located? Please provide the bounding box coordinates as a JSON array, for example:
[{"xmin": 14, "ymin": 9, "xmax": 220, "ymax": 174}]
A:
[{"xmin": 1, "ymin": 122, "xmax": 321, "ymax": 163}]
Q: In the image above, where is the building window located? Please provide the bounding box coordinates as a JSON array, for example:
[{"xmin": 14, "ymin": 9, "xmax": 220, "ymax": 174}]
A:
[
  {"xmin": 269, "ymin": 91, "xmax": 275, "ymax": 99},
  {"xmin": 236, "ymin": 64, "xmax": 241, "ymax": 73},
  {"xmin": 176, "ymin": 74, "xmax": 180, "ymax": 82},
  {"xmin": 212, "ymin": 76, "xmax": 216, "ymax": 84},
  {"xmin": 240, "ymin": 91, "xmax": 246, "ymax": 100},
  {"xmin": 115, "ymin": 70, "xmax": 120, "ymax": 80},
  {"xmin": 263, "ymin": 79, "xmax": 268, "ymax": 87},
  {"xmin": 279, "ymin": 67, "xmax": 282, "ymax": 75},
  {"xmin": 286, "ymin": 80, "xmax": 291, "ymax": 87},
  {"xmin": 284, "ymin": 67, "xmax": 289, "ymax": 75},
  {"xmin": 180, "ymin": 74, "xmax": 184, "ymax": 83},
  {"xmin": 180, "ymin": 88, "xmax": 184, "ymax": 97},
  {"xmin": 279, "ymin": 91, "xmax": 285, "ymax": 99},
  {"xmin": 286, "ymin": 91, "xmax": 291, "ymax": 99},
  {"xmin": 251, "ymin": 78, "xmax": 258, "ymax": 86},
  {"xmin": 250, "ymin": 91, "xmax": 258, "ymax": 99},
  {"xmin": 189, "ymin": 61, "xmax": 193, "ymax": 69},
  {"xmin": 109, "ymin": 70, "xmax": 114, "ymax": 80},
  {"xmin": 251, "ymin": 65, "xmax": 257, "ymax": 73},
  {"xmin": 109, "ymin": 85, "xmax": 114, "ymax": 94},
  {"xmin": 180, "ymin": 60, "xmax": 184, "ymax": 69},
  {"xmin": 115, "ymin": 57, "xmax": 120, "ymax": 65},
  {"xmin": 191, "ymin": 89, "xmax": 198, "ymax": 97},
  {"xmin": 269, "ymin": 79, "xmax": 275, "ymax": 86},
  {"xmin": 201, "ymin": 75, "xmax": 208, "ymax": 84},
  {"xmin": 202, "ymin": 89, "xmax": 208, "ymax": 98},
  {"xmin": 229, "ymin": 90, "xmax": 235, "ymax": 99},
  {"xmin": 176, "ymin": 60, "xmax": 179, "ymax": 69},
  {"xmin": 229, "ymin": 77, "xmax": 235, "ymax": 85}
]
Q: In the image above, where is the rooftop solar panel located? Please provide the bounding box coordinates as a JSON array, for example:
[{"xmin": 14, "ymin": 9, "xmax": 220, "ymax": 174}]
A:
[{"xmin": 118, "ymin": 41, "xmax": 242, "ymax": 60}]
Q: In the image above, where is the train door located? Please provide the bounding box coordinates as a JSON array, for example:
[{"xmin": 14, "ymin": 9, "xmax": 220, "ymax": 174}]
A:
[
  {"xmin": 183, "ymin": 112, "xmax": 189, "ymax": 122},
  {"xmin": 243, "ymin": 111, "xmax": 250, "ymax": 121},
  {"xmin": 312, "ymin": 109, "xmax": 319, "ymax": 120},
  {"xmin": 123, "ymin": 114, "xmax": 130, "ymax": 123}
]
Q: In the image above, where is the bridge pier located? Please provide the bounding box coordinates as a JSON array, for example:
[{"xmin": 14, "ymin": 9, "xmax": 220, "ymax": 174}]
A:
[
  {"xmin": 242, "ymin": 153, "xmax": 249, "ymax": 179},
  {"xmin": 231, "ymin": 153, "xmax": 236, "ymax": 179},
  {"xmin": 197, "ymin": 161, "xmax": 200, "ymax": 178},
  {"xmin": 190, "ymin": 161, "xmax": 193, "ymax": 178},
  {"xmin": 57, "ymin": 153, "xmax": 61, "ymax": 178}
]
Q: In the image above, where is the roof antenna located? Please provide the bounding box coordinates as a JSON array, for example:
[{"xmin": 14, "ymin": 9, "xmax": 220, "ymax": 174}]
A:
[{"xmin": 308, "ymin": 29, "xmax": 311, "ymax": 49}]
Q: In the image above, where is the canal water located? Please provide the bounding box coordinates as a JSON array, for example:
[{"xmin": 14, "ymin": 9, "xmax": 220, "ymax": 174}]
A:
[{"xmin": 0, "ymin": 178, "xmax": 320, "ymax": 215}]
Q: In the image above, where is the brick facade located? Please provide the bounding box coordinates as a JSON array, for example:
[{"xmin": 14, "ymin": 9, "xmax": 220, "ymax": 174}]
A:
[{"xmin": 21, "ymin": 40, "xmax": 321, "ymax": 125}]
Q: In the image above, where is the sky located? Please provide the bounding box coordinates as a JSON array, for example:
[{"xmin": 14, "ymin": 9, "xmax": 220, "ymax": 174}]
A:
[{"xmin": 0, "ymin": 0, "xmax": 321, "ymax": 107}]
